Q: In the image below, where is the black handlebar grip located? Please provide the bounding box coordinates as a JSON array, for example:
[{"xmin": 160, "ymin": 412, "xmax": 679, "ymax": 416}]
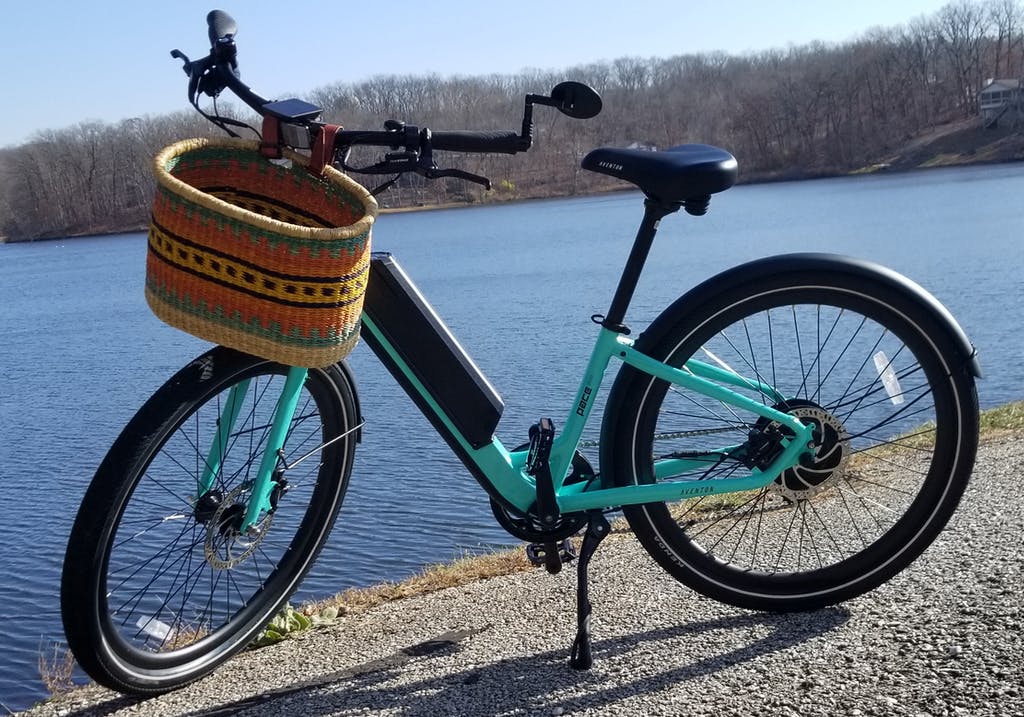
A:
[
  {"xmin": 430, "ymin": 130, "xmax": 524, "ymax": 154},
  {"xmin": 207, "ymin": 10, "xmax": 238, "ymax": 45}
]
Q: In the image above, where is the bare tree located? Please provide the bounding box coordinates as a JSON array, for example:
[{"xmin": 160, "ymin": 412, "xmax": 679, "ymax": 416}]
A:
[
  {"xmin": 987, "ymin": 0, "xmax": 1024, "ymax": 76},
  {"xmin": 936, "ymin": 0, "xmax": 992, "ymax": 114}
]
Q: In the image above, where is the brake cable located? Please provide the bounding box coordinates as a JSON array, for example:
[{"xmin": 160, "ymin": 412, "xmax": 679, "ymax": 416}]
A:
[{"xmin": 173, "ymin": 48, "xmax": 258, "ymax": 139}]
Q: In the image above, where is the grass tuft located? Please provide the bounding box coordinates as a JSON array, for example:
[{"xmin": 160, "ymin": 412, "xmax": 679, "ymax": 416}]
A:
[
  {"xmin": 294, "ymin": 548, "xmax": 534, "ymax": 624},
  {"xmin": 978, "ymin": 400, "xmax": 1024, "ymax": 438},
  {"xmin": 37, "ymin": 642, "xmax": 76, "ymax": 698}
]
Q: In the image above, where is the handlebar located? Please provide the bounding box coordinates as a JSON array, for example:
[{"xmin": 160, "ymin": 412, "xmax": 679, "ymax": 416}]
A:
[
  {"xmin": 432, "ymin": 130, "xmax": 524, "ymax": 155},
  {"xmin": 172, "ymin": 10, "xmax": 602, "ymax": 190}
]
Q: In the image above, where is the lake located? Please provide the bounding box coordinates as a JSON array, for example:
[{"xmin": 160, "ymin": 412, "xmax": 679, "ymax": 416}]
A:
[{"xmin": 1, "ymin": 163, "xmax": 1022, "ymax": 711}]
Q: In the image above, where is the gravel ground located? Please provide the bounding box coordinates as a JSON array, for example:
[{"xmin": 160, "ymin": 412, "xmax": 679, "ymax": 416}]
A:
[{"xmin": 22, "ymin": 437, "xmax": 1022, "ymax": 717}]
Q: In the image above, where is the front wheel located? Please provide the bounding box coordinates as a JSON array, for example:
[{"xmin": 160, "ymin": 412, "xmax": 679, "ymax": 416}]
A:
[
  {"xmin": 602, "ymin": 257, "xmax": 979, "ymax": 612},
  {"xmin": 62, "ymin": 347, "xmax": 360, "ymax": 694}
]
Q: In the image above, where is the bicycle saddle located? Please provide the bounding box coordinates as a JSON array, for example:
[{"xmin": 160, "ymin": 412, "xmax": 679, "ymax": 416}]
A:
[{"xmin": 581, "ymin": 144, "xmax": 737, "ymax": 205}]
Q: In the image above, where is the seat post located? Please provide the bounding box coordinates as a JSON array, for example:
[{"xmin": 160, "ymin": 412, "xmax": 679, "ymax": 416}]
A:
[{"xmin": 602, "ymin": 198, "xmax": 680, "ymax": 332}]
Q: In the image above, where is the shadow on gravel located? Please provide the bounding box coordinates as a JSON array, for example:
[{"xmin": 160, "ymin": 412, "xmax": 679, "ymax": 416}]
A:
[
  {"xmin": 171, "ymin": 606, "xmax": 851, "ymax": 717},
  {"xmin": 48, "ymin": 694, "xmax": 143, "ymax": 717}
]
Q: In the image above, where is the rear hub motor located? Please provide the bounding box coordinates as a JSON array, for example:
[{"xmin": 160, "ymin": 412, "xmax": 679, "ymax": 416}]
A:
[{"xmin": 764, "ymin": 399, "xmax": 851, "ymax": 501}]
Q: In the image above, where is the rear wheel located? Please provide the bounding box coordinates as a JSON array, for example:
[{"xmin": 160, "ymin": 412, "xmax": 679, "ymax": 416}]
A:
[
  {"xmin": 62, "ymin": 347, "xmax": 359, "ymax": 694},
  {"xmin": 604, "ymin": 266, "xmax": 978, "ymax": 611}
]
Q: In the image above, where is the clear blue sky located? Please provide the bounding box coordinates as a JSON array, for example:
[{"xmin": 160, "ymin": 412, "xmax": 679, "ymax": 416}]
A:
[{"xmin": 1, "ymin": 0, "xmax": 954, "ymax": 147}]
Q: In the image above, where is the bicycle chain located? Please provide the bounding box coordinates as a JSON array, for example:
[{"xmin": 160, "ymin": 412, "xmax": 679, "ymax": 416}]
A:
[{"xmin": 576, "ymin": 425, "xmax": 737, "ymax": 448}]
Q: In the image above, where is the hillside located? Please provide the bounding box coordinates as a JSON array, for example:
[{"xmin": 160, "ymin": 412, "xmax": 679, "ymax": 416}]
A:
[
  {"xmin": 1, "ymin": 119, "xmax": 1021, "ymax": 245},
  {"xmin": 8, "ymin": 0, "xmax": 1024, "ymax": 244},
  {"xmin": 863, "ymin": 120, "xmax": 1024, "ymax": 173}
]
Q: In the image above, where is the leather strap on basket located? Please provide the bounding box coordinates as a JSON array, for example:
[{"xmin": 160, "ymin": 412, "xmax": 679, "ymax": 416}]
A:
[
  {"xmin": 311, "ymin": 124, "xmax": 342, "ymax": 175},
  {"xmin": 260, "ymin": 116, "xmax": 283, "ymax": 159}
]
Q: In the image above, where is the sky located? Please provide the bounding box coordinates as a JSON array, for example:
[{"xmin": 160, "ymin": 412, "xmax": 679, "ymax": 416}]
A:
[{"xmin": 0, "ymin": 0, "xmax": 956, "ymax": 148}]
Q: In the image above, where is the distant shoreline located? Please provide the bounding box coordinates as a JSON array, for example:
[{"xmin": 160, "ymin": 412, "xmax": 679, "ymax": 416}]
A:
[{"xmin": 4, "ymin": 154, "xmax": 1022, "ymax": 246}]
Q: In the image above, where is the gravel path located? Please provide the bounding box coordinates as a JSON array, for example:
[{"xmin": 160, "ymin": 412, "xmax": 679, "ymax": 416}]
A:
[{"xmin": 23, "ymin": 437, "xmax": 1022, "ymax": 717}]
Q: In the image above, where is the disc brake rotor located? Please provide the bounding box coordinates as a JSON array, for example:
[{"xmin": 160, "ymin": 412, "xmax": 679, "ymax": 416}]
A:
[
  {"xmin": 204, "ymin": 484, "xmax": 274, "ymax": 569},
  {"xmin": 768, "ymin": 402, "xmax": 851, "ymax": 501}
]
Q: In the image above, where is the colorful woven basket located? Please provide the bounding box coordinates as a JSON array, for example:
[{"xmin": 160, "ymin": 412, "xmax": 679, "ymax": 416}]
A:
[{"xmin": 146, "ymin": 138, "xmax": 378, "ymax": 367}]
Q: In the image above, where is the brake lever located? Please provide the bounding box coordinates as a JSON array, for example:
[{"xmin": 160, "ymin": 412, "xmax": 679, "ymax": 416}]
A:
[
  {"xmin": 339, "ymin": 151, "xmax": 419, "ymax": 175},
  {"xmin": 170, "ymin": 49, "xmax": 193, "ymax": 74},
  {"xmin": 339, "ymin": 158, "xmax": 491, "ymax": 189},
  {"xmin": 170, "ymin": 49, "xmax": 214, "ymax": 104},
  {"xmin": 423, "ymin": 167, "xmax": 492, "ymax": 190},
  {"xmin": 337, "ymin": 144, "xmax": 492, "ymax": 190},
  {"xmin": 414, "ymin": 132, "xmax": 491, "ymax": 189}
]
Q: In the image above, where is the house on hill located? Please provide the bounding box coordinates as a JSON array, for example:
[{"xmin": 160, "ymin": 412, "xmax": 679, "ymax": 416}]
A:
[{"xmin": 980, "ymin": 79, "xmax": 1023, "ymax": 128}]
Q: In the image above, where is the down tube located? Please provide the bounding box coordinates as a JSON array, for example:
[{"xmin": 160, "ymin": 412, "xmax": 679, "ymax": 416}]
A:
[{"xmin": 359, "ymin": 314, "xmax": 536, "ymax": 512}]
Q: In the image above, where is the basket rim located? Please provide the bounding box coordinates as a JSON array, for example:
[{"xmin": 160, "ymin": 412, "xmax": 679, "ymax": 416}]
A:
[{"xmin": 153, "ymin": 137, "xmax": 378, "ymax": 241}]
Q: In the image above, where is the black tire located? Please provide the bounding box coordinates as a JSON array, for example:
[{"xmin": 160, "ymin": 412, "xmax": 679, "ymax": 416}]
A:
[
  {"xmin": 61, "ymin": 347, "xmax": 359, "ymax": 694},
  {"xmin": 602, "ymin": 257, "xmax": 979, "ymax": 612}
]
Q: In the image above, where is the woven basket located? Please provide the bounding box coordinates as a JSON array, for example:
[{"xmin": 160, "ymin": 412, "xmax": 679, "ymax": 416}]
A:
[{"xmin": 146, "ymin": 138, "xmax": 378, "ymax": 367}]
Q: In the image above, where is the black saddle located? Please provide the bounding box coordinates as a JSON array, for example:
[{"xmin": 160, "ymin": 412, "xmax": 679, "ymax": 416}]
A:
[{"xmin": 581, "ymin": 144, "xmax": 737, "ymax": 207}]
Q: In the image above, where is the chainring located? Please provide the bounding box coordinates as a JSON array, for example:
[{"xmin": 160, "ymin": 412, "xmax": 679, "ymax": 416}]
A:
[{"xmin": 490, "ymin": 449, "xmax": 594, "ymax": 542}]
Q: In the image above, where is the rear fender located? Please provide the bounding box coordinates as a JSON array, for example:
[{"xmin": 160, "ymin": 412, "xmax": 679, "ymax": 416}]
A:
[{"xmin": 641, "ymin": 253, "xmax": 981, "ymax": 377}]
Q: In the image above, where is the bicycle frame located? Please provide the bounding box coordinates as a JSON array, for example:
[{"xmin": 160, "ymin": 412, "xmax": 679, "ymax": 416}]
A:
[
  {"xmin": 62, "ymin": 15, "xmax": 987, "ymax": 696},
  {"xmin": 201, "ymin": 197, "xmax": 822, "ymax": 532},
  {"xmin": 212, "ymin": 258, "xmax": 814, "ymax": 532},
  {"xmin": 358, "ymin": 307, "xmax": 813, "ymax": 516}
]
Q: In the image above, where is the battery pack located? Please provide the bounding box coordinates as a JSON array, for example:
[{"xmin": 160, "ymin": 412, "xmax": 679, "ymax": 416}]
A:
[{"xmin": 362, "ymin": 253, "xmax": 504, "ymax": 449}]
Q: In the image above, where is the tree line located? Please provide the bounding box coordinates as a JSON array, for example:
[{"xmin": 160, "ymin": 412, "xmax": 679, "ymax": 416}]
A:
[{"xmin": 2, "ymin": 0, "xmax": 1022, "ymax": 242}]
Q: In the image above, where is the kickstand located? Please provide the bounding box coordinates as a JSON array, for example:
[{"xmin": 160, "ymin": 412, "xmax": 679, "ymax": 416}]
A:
[{"xmin": 569, "ymin": 511, "xmax": 611, "ymax": 670}]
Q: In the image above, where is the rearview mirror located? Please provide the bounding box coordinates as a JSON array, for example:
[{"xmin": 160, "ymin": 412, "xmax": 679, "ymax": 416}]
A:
[{"xmin": 549, "ymin": 82, "xmax": 603, "ymax": 119}]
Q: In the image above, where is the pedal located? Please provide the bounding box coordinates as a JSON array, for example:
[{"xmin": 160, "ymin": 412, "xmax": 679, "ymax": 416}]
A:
[{"xmin": 525, "ymin": 538, "xmax": 577, "ymax": 574}]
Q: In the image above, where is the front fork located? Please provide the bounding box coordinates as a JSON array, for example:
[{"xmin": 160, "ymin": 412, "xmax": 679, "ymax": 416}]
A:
[{"xmin": 197, "ymin": 366, "xmax": 309, "ymax": 531}]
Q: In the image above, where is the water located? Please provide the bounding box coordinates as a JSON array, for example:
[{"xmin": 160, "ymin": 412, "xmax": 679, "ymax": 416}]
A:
[{"xmin": 1, "ymin": 163, "xmax": 1022, "ymax": 710}]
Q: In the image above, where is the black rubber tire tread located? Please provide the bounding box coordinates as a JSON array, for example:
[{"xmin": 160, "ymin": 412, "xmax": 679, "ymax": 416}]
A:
[
  {"xmin": 61, "ymin": 347, "xmax": 358, "ymax": 694},
  {"xmin": 601, "ymin": 262, "xmax": 979, "ymax": 612}
]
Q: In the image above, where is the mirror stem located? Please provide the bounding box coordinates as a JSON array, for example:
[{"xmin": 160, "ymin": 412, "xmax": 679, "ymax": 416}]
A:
[{"xmin": 519, "ymin": 99, "xmax": 536, "ymax": 151}]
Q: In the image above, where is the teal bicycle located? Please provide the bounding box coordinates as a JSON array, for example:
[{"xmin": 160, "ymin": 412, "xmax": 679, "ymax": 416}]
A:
[{"xmin": 61, "ymin": 11, "xmax": 981, "ymax": 696}]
